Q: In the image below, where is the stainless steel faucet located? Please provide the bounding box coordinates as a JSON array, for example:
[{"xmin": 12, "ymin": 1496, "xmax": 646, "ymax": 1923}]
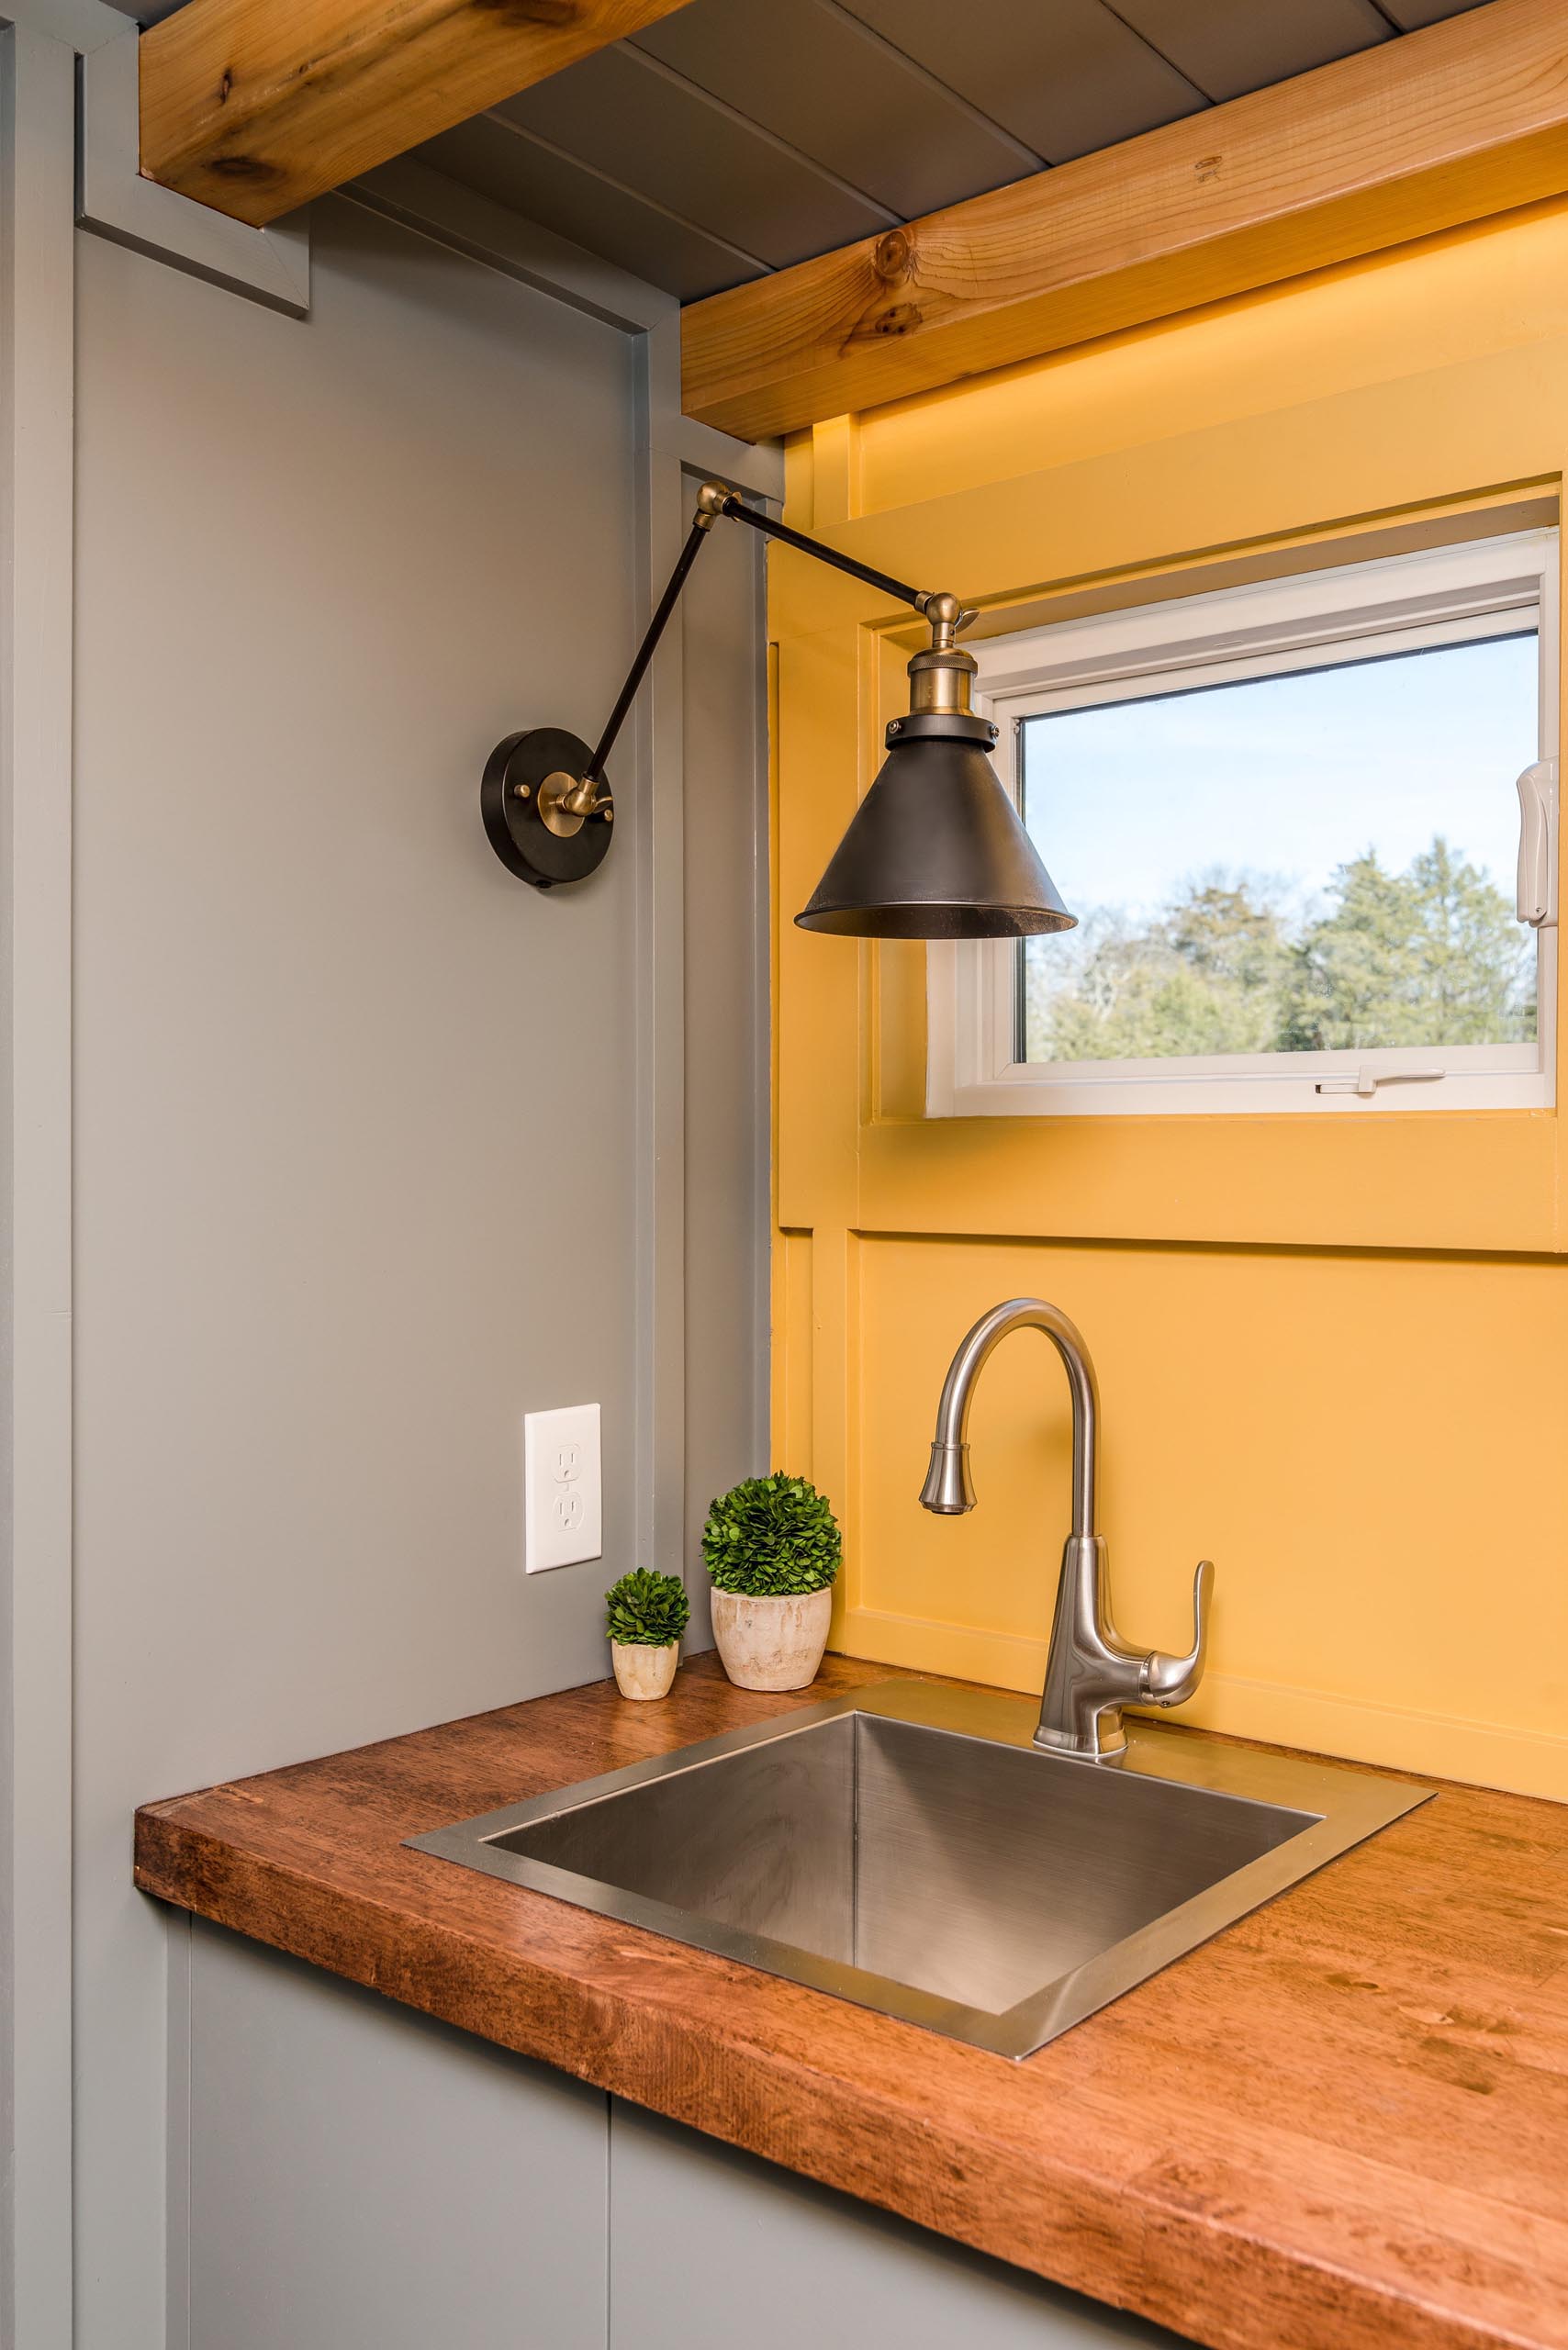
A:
[{"xmin": 920, "ymin": 1297, "xmax": 1213, "ymax": 1761}]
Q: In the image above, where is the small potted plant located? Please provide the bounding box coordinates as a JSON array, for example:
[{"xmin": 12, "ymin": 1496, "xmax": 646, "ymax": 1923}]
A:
[
  {"xmin": 604, "ymin": 1568, "xmax": 689, "ymax": 1701},
  {"xmin": 700, "ymin": 1472, "xmax": 841, "ymax": 1691}
]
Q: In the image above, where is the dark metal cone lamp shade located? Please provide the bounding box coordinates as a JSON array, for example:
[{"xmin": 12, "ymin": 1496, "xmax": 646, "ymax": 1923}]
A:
[{"xmin": 796, "ymin": 715, "xmax": 1073, "ymax": 939}]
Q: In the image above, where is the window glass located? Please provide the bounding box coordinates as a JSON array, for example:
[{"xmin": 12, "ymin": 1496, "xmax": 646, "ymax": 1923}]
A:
[{"xmin": 1019, "ymin": 633, "xmax": 1540, "ymax": 1064}]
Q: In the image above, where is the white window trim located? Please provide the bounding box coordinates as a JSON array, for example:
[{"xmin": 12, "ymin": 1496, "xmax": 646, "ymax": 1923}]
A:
[{"xmin": 927, "ymin": 530, "xmax": 1560, "ymax": 1117}]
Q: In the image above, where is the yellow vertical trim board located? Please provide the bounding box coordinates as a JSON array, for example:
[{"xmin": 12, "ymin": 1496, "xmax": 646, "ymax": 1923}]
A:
[
  {"xmin": 771, "ymin": 207, "xmax": 1568, "ymax": 1800},
  {"xmin": 772, "ymin": 1231, "xmax": 813, "ymax": 1479},
  {"xmin": 807, "ymin": 418, "xmax": 862, "ymax": 531}
]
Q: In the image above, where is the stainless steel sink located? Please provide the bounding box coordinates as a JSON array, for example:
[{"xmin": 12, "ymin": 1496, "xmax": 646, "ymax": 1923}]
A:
[{"xmin": 409, "ymin": 1679, "xmax": 1427, "ymax": 2059}]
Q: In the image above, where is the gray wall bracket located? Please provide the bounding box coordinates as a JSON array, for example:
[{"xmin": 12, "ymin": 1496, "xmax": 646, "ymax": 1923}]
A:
[{"xmin": 77, "ymin": 24, "xmax": 310, "ymax": 317}]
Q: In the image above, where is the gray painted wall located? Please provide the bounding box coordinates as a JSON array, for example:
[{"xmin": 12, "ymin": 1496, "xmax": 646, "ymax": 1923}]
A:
[{"xmin": 68, "ymin": 190, "xmax": 764, "ymax": 2350}]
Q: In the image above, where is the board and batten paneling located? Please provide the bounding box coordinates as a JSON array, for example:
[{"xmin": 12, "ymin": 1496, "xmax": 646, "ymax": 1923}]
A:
[
  {"xmin": 69, "ymin": 184, "xmax": 764, "ymax": 2350},
  {"xmin": 72, "ymin": 195, "xmax": 638, "ymax": 2348},
  {"xmin": 768, "ymin": 196, "xmax": 1568, "ymax": 1806}
]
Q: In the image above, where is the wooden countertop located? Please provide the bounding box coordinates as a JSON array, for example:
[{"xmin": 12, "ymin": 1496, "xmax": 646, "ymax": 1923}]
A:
[{"xmin": 134, "ymin": 1654, "xmax": 1568, "ymax": 2350}]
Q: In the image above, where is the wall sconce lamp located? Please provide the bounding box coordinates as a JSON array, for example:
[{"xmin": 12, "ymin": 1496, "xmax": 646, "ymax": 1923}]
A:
[{"xmin": 481, "ymin": 481, "xmax": 1075, "ymax": 939}]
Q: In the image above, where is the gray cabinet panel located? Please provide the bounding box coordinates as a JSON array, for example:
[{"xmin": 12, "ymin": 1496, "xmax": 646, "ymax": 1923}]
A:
[
  {"xmin": 608, "ymin": 2101, "xmax": 1182, "ymax": 2349},
  {"xmin": 188, "ymin": 1923, "xmax": 607, "ymax": 2350}
]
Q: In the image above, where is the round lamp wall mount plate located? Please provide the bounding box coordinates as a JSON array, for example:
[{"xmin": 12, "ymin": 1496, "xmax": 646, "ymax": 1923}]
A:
[{"xmin": 480, "ymin": 728, "xmax": 614, "ymax": 891}]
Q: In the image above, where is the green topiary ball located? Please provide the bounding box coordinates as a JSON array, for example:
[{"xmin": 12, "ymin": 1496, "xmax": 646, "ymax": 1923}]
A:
[
  {"xmin": 700, "ymin": 1472, "xmax": 841, "ymax": 1598},
  {"xmin": 604, "ymin": 1568, "xmax": 690, "ymax": 1647}
]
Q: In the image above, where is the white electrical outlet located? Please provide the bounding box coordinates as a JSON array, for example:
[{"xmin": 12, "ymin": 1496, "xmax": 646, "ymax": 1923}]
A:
[{"xmin": 523, "ymin": 1403, "xmax": 602, "ymax": 1573}]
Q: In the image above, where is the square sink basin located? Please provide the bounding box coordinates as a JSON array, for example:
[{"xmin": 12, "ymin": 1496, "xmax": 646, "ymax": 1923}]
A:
[{"xmin": 409, "ymin": 1680, "xmax": 1427, "ymax": 2059}]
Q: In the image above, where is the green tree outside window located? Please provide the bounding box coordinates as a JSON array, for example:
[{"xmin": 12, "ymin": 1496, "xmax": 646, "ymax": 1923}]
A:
[{"xmin": 1025, "ymin": 837, "xmax": 1533, "ymax": 1064}]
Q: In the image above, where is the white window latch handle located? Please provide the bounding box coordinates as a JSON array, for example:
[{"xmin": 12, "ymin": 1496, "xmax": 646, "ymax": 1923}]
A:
[
  {"xmin": 1517, "ymin": 756, "xmax": 1558, "ymax": 928},
  {"xmin": 1316, "ymin": 1067, "xmax": 1447, "ymax": 1097}
]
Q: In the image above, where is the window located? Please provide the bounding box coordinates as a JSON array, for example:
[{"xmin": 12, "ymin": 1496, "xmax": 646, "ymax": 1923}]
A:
[{"xmin": 927, "ymin": 531, "xmax": 1558, "ymax": 1116}]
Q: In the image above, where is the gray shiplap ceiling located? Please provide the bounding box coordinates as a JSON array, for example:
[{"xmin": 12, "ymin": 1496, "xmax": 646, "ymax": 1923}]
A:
[
  {"xmin": 115, "ymin": 0, "xmax": 1500, "ymax": 305},
  {"xmin": 414, "ymin": 0, "xmax": 1499, "ymax": 301}
]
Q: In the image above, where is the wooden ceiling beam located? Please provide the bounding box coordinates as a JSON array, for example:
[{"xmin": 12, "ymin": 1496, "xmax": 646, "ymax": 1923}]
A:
[
  {"xmin": 139, "ymin": 0, "xmax": 698, "ymax": 229},
  {"xmin": 680, "ymin": 0, "xmax": 1568, "ymax": 442}
]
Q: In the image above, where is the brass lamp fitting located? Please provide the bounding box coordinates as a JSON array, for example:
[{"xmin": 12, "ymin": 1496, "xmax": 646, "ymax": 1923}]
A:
[
  {"xmin": 907, "ymin": 589, "xmax": 980, "ymax": 718},
  {"xmin": 693, "ymin": 479, "xmax": 732, "ymax": 528}
]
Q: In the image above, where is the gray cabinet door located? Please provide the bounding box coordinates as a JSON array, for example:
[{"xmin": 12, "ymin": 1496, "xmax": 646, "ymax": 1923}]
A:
[
  {"xmin": 186, "ymin": 1922, "xmax": 607, "ymax": 2350},
  {"xmin": 608, "ymin": 2100, "xmax": 1183, "ymax": 2350}
]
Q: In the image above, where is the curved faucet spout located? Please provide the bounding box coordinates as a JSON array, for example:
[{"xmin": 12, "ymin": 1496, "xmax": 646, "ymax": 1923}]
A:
[
  {"xmin": 920, "ymin": 1297, "xmax": 1099, "ymax": 1537},
  {"xmin": 917, "ymin": 1295, "xmax": 1215, "ymax": 1760}
]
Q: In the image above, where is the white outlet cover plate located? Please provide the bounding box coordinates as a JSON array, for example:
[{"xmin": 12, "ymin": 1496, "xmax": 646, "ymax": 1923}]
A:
[{"xmin": 523, "ymin": 1402, "xmax": 602, "ymax": 1573}]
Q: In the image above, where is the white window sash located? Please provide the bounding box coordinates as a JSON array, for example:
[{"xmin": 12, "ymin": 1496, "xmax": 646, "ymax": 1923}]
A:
[{"xmin": 928, "ymin": 531, "xmax": 1559, "ymax": 1119}]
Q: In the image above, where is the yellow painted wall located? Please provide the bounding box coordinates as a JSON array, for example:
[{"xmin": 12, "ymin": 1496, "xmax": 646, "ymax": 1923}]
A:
[{"xmin": 768, "ymin": 198, "xmax": 1568, "ymax": 1801}]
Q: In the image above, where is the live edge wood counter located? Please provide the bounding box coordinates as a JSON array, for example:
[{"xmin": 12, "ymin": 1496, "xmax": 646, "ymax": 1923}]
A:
[{"xmin": 135, "ymin": 1655, "xmax": 1568, "ymax": 2350}]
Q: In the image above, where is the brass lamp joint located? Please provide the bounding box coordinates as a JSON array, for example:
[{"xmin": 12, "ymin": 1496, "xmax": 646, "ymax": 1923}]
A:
[
  {"xmin": 915, "ymin": 588, "xmax": 977, "ymax": 651},
  {"xmin": 693, "ymin": 478, "xmax": 733, "ymax": 530},
  {"xmin": 540, "ymin": 770, "xmax": 613, "ymax": 834},
  {"xmin": 908, "ymin": 591, "xmax": 980, "ymax": 718}
]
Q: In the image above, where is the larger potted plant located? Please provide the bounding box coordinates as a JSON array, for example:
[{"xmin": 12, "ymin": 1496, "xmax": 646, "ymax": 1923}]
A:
[{"xmin": 700, "ymin": 1472, "xmax": 840, "ymax": 1691}]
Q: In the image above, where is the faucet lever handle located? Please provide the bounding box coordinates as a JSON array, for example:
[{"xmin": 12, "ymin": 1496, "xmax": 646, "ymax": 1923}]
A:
[{"xmin": 1139, "ymin": 1559, "xmax": 1214, "ymax": 1709}]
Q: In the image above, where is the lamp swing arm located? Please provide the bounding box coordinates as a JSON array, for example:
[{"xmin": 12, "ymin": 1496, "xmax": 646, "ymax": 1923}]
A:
[{"xmin": 568, "ymin": 480, "xmax": 966, "ymax": 817}]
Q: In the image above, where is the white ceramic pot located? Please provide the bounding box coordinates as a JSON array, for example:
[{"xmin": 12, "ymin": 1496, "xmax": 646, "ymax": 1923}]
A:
[
  {"xmin": 710, "ymin": 1586, "xmax": 832, "ymax": 1692},
  {"xmin": 610, "ymin": 1640, "xmax": 678, "ymax": 1701}
]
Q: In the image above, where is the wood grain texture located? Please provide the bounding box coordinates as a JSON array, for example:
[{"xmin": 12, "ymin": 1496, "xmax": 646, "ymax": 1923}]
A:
[
  {"xmin": 134, "ymin": 1654, "xmax": 1568, "ymax": 2350},
  {"xmin": 138, "ymin": 0, "xmax": 699, "ymax": 229},
  {"xmin": 680, "ymin": 0, "xmax": 1568, "ymax": 440}
]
